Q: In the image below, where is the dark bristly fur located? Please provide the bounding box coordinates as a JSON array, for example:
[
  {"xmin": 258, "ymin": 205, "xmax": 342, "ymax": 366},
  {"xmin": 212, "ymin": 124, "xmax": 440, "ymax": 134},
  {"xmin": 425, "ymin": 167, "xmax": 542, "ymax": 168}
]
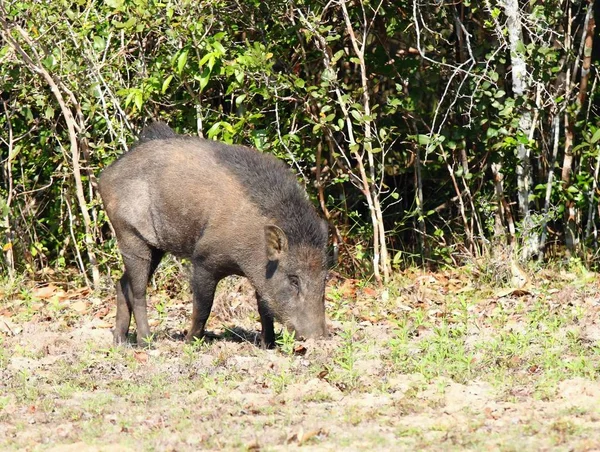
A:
[
  {"xmin": 138, "ymin": 121, "xmax": 176, "ymax": 143},
  {"xmin": 207, "ymin": 141, "xmax": 327, "ymax": 250},
  {"xmin": 99, "ymin": 121, "xmax": 329, "ymax": 348}
]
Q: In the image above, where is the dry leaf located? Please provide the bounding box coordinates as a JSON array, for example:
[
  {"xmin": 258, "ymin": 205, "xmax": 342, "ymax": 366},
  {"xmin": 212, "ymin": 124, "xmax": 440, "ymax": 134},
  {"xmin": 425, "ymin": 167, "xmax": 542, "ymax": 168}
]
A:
[
  {"xmin": 70, "ymin": 287, "xmax": 91, "ymax": 299},
  {"xmin": 246, "ymin": 440, "xmax": 260, "ymax": 451},
  {"xmin": 299, "ymin": 428, "xmax": 324, "ymax": 445},
  {"xmin": 484, "ymin": 407, "xmax": 498, "ymax": 420},
  {"xmin": 495, "ymin": 288, "xmax": 531, "ymax": 298},
  {"xmin": 362, "ymin": 287, "xmax": 377, "ymax": 297},
  {"xmin": 287, "ymin": 426, "xmax": 303, "ymax": 445},
  {"xmin": 32, "ymin": 285, "xmax": 58, "ymax": 300},
  {"xmin": 287, "ymin": 427, "xmax": 324, "ymax": 445},
  {"xmin": 93, "ymin": 319, "xmax": 113, "ymax": 329},
  {"xmin": 133, "ymin": 351, "xmax": 148, "ymax": 364},
  {"xmin": 293, "ymin": 344, "xmax": 307, "ymax": 356},
  {"xmin": 338, "ymin": 279, "xmax": 358, "ymax": 299},
  {"xmin": 94, "ymin": 307, "xmax": 110, "ymax": 318},
  {"xmin": 71, "ymin": 300, "xmax": 89, "ymax": 314}
]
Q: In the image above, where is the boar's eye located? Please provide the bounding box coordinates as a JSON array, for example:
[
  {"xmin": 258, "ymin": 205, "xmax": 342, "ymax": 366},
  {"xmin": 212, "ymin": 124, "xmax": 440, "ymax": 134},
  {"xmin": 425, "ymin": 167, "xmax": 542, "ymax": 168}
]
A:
[{"xmin": 288, "ymin": 275, "xmax": 300, "ymax": 293}]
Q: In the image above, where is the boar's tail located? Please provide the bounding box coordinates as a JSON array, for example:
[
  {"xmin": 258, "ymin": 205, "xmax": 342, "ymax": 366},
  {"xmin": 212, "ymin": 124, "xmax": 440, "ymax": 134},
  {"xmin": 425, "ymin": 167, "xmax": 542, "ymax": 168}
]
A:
[{"xmin": 138, "ymin": 121, "xmax": 176, "ymax": 143}]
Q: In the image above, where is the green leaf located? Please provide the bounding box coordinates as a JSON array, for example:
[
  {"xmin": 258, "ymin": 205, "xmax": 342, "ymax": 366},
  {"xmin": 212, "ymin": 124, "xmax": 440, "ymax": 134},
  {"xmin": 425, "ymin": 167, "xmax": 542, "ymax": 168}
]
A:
[
  {"xmin": 44, "ymin": 106, "xmax": 54, "ymax": 120},
  {"xmin": 199, "ymin": 52, "xmax": 212, "ymax": 67},
  {"xmin": 161, "ymin": 75, "xmax": 173, "ymax": 94},
  {"xmin": 294, "ymin": 78, "xmax": 305, "ymax": 89},
  {"xmin": 416, "ymin": 134, "xmax": 430, "ymax": 145},
  {"xmin": 235, "ymin": 94, "xmax": 247, "ymax": 106},
  {"xmin": 8, "ymin": 144, "xmax": 21, "ymax": 161},
  {"xmin": 93, "ymin": 36, "xmax": 105, "ymax": 51},
  {"xmin": 486, "ymin": 128, "xmax": 498, "ymax": 138},
  {"xmin": 212, "ymin": 41, "xmax": 226, "ymax": 55},
  {"xmin": 106, "ymin": 0, "xmax": 124, "ymax": 8},
  {"xmin": 590, "ymin": 129, "xmax": 600, "ymax": 144},
  {"xmin": 207, "ymin": 55, "xmax": 217, "ymax": 72},
  {"xmin": 350, "ymin": 110, "xmax": 362, "ymax": 122},
  {"xmin": 206, "ymin": 122, "xmax": 221, "ymax": 139},
  {"xmin": 198, "ymin": 67, "xmax": 211, "ymax": 91},
  {"xmin": 134, "ymin": 91, "xmax": 143, "ymax": 111},
  {"xmin": 332, "ymin": 49, "xmax": 345, "ymax": 64},
  {"xmin": 177, "ymin": 49, "xmax": 189, "ymax": 74},
  {"xmin": 235, "ymin": 68, "xmax": 243, "ymax": 84},
  {"xmin": 113, "ymin": 17, "xmax": 136, "ymax": 29}
]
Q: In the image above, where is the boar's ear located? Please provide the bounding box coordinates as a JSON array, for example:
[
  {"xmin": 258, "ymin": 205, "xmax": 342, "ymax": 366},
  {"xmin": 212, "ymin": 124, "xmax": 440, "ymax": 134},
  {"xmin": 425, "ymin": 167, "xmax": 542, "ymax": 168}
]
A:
[{"xmin": 265, "ymin": 225, "xmax": 288, "ymax": 261}]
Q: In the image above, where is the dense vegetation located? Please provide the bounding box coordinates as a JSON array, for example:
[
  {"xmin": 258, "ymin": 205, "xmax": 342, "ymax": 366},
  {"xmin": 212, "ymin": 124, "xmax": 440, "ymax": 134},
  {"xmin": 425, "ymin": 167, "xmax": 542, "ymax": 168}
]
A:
[{"xmin": 1, "ymin": 0, "xmax": 599, "ymax": 285}]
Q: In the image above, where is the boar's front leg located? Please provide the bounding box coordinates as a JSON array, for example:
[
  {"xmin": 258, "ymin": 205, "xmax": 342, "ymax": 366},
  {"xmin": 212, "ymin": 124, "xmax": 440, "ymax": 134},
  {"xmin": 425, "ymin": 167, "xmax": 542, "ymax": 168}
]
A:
[
  {"xmin": 186, "ymin": 265, "xmax": 217, "ymax": 342},
  {"xmin": 257, "ymin": 294, "xmax": 275, "ymax": 349}
]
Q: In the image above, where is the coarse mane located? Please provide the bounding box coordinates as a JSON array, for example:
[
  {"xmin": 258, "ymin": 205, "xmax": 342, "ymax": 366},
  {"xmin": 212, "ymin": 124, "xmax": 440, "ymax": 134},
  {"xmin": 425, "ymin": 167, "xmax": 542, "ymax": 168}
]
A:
[{"xmin": 211, "ymin": 141, "xmax": 327, "ymax": 250}]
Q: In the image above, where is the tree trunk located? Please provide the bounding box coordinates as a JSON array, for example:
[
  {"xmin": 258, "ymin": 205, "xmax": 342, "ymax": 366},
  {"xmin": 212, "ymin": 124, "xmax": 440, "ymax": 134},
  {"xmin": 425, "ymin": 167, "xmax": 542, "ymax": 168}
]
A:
[{"xmin": 503, "ymin": 0, "xmax": 537, "ymax": 259}]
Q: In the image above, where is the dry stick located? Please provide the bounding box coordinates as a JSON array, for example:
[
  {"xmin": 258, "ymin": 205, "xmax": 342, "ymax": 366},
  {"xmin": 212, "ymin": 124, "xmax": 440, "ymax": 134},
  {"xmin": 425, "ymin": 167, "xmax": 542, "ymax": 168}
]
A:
[
  {"xmin": 273, "ymin": 87, "xmax": 308, "ymax": 184},
  {"xmin": 64, "ymin": 189, "xmax": 87, "ymax": 280},
  {"xmin": 561, "ymin": 4, "xmax": 577, "ymax": 255},
  {"xmin": 321, "ymin": 136, "xmax": 363, "ymax": 273},
  {"xmin": 581, "ymin": 3, "xmax": 598, "ymax": 240},
  {"xmin": 443, "ymin": 150, "xmax": 472, "ymax": 251},
  {"xmin": 539, "ymin": 114, "xmax": 561, "ymax": 261},
  {"xmin": 576, "ymin": 1, "xmax": 595, "ymax": 108},
  {"xmin": 1, "ymin": 100, "xmax": 15, "ymax": 278},
  {"xmin": 491, "ymin": 162, "xmax": 516, "ymax": 245},
  {"xmin": 0, "ymin": 14, "xmax": 99, "ymax": 287},
  {"xmin": 315, "ymin": 141, "xmax": 340, "ymax": 266},
  {"xmin": 414, "ymin": 141, "xmax": 426, "ymax": 263},
  {"xmin": 62, "ymin": 34, "xmax": 103, "ymax": 247},
  {"xmin": 340, "ymin": 0, "xmax": 389, "ymax": 283}
]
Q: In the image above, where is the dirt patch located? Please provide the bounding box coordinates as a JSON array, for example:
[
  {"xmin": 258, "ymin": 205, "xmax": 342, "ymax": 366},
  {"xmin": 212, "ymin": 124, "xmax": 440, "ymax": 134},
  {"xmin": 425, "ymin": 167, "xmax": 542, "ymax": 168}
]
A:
[{"xmin": 1, "ymin": 270, "xmax": 600, "ymax": 450}]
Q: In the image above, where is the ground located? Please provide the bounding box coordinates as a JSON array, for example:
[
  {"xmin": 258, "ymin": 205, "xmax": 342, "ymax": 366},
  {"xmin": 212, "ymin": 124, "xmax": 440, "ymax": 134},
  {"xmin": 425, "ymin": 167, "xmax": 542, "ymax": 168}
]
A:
[{"xmin": 1, "ymin": 264, "xmax": 600, "ymax": 451}]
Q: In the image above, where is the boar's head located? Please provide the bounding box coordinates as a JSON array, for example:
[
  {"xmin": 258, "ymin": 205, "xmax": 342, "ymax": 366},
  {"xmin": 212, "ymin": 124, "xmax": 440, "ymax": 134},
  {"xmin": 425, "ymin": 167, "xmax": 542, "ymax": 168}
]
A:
[{"xmin": 261, "ymin": 224, "xmax": 328, "ymax": 340}]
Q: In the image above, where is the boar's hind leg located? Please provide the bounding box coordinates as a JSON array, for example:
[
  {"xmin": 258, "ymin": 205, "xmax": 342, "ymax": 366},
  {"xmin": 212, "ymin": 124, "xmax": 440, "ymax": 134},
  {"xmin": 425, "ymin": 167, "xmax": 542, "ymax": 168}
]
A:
[
  {"xmin": 186, "ymin": 265, "xmax": 217, "ymax": 343},
  {"xmin": 257, "ymin": 295, "xmax": 275, "ymax": 349},
  {"xmin": 114, "ymin": 273, "xmax": 133, "ymax": 344},
  {"xmin": 114, "ymin": 245, "xmax": 164, "ymax": 345}
]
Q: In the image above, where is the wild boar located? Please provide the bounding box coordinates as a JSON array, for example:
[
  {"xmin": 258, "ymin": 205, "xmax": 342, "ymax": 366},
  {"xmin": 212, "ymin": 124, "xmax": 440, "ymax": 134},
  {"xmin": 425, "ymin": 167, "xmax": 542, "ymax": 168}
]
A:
[{"xmin": 98, "ymin": 122, "xmax": 328, "ymax": 347}]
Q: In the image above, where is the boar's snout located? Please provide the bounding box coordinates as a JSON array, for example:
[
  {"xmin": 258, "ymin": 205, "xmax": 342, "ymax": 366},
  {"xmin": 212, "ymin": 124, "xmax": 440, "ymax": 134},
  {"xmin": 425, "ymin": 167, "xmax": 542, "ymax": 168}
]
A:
[{"xmin": 288, "ymin": 316, "xmax": 329, "ymax": 341}]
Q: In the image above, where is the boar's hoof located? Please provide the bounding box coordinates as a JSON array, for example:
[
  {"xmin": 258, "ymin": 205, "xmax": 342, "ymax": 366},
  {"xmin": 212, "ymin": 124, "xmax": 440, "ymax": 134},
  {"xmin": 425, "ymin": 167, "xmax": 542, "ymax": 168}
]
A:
[
  {"xmin": 260, "ymin": 338, "xmax": 276, "ymax": 350},
  {"xmin": 136, "ymin": 332, "xmax": 154, "ymax": 348},
  {"xmin": 113, "ymin": 331, "xmax": 128, "ymax": 346},
  {"xmin": 185, "ymin": 330, "xmax": 204, "ymax": 344}
]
